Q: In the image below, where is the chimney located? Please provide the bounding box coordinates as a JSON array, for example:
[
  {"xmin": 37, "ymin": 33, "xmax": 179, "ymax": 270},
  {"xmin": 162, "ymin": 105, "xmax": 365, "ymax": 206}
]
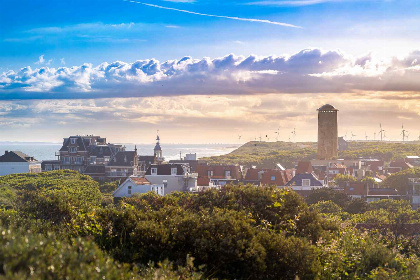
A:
[{"xmin": 5, "ymin": 150, "xmax": 8, "ymax": 154}]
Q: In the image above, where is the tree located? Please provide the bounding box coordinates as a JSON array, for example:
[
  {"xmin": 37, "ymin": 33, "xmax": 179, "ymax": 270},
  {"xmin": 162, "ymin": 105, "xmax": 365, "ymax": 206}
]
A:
[
  {"xmin": 381, "ymin": 167, "xmax": 420, "ymax": 193},
  {"xmin": 306, "ymin": 188, "xmax": 351, "ymax": 208}
]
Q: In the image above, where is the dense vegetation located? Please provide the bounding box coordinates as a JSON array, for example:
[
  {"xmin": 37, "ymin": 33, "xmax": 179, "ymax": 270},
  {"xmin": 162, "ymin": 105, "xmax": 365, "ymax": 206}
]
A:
[
  {"xmin": 0, "ymin": 170, "xmax": 419, "ymax": 279},
  {"xmin": 202, "ymin": 141, "xmax": 420, "ymax": 168}
]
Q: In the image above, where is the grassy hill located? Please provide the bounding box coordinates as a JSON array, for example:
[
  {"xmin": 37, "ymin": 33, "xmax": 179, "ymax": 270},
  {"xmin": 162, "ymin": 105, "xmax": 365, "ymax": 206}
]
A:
[{"xmin": 201, "ymin": 141, "xmax": 420, "ymax": 168}]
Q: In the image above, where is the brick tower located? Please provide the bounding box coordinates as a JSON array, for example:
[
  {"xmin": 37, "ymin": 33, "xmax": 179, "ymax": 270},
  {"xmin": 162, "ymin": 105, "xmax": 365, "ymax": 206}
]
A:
[{"xmin": 317, "ymin": 104, "xmax": 338, "ymax": 160}]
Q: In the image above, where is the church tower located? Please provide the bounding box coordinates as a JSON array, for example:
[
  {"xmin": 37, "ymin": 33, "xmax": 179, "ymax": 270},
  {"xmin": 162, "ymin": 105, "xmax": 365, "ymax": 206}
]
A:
[
  {"xmin": 154, "ymin": 134, "xmax": 163, "ymax": 163},
  {"xmin": 317, "ymin": 104, "xmax": 338, "ymax": 160}
]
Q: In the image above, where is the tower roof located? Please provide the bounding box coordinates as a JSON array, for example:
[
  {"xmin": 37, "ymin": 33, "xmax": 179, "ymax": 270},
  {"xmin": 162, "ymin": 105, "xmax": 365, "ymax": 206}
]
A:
[
  {"xmin": 317, "ymin": 104, "xmax": 338, "ymax": 111},
  {"xmin": 154, "ymin": 142, "xmax": 161, "ymax": 151}
]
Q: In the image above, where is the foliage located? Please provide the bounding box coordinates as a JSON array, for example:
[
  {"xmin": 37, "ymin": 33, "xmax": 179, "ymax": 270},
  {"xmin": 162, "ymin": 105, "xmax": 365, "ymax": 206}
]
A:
[
  {"xmin": 201, "ymin": 141, "xmax": 420, "ymax": 168},
  {"xmin": 334, "ymin": 174, "xmax": 357, "ymax": 187},
  {"xmin": 310, "ymin": 200, "xmax": 343, "ymax": 214},
  {"xmin": 0, "ymin": 170, "xmax": 102, "ymax": 208},
  {"xmin": 99, "ymin": 180, "xmax": 119, "ymax": 194},
  {"xmin": 0, "ymin": 171, "xmax": 419, "ymax": 279},
  {"xmin": 306, "ymin": 187, "xmax": 351, "ymax": 208},
  {"xmin": 381, "ymin": 167, "xmax": 420, "ymax": 193}
]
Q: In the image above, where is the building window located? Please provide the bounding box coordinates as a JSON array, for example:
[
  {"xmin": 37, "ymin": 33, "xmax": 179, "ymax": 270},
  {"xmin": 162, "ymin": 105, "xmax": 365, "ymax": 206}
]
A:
[
  {"xmin": 104, "ymin": 156, "xmax": 110, "ymax": 162},
  {"xmin": 46, "ymin": 164, "xmax": 52, "ymax": 171},
  {"xmin": 90, "ymin": 156, "xmax": 96, "ymax": 164},
  {"xmin": 302, "ymin": 179, "xmax": 310, "ymax": 187},
  {"xmin": 69, "ymin": 147, "xmax": 77, "ymax": 153},
  {"xmin": 171, "ymin": 168, "xmax": 177, "ymax": 175},
  {"xmin": 271, "ymin": 175, "xmax": 276, "ymax": 181},
  {"xmin": 151, "ymin": 168, "xmax": 158, "ymax": 175},
  {"xmin": 128, "ymin": 186, "xmax": 132, "ymax": 195},
  {"xmin": 225, "ymin": 170, "xmax": 231, "ymax": 178},
  {"xmin": 208, "ymin": 170, "xmax": 213, "ymax": 177},
  {"xmin": 71, "ymin": 138, "xmax": 76, "ymax": 144}
]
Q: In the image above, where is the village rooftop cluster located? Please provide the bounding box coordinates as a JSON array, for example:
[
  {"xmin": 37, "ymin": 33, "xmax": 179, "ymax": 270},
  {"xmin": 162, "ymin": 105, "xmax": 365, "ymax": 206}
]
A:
[{"xmin": 1, "ymin": 104, "xmax": 419, "ymax": 208}]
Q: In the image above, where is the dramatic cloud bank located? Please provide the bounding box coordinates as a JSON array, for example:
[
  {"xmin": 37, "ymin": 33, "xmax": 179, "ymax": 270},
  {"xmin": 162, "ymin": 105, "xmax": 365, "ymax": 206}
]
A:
[{"xmin": 1, "ymin": 49, "xmax": 419, "ymax": 100}]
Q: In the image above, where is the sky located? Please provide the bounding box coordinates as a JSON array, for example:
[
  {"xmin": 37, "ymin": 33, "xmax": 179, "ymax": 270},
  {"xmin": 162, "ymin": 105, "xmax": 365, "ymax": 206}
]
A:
[{"xmin": 0, "ymin": 0, "xmax": 419, "ymax": 144}]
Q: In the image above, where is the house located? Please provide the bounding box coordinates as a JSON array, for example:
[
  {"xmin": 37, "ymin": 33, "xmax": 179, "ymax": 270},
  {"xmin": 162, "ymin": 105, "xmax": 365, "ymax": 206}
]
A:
[
  {"xmin": 145, "ymin": 163, "xmax": 197, "ymax": 193},
  {"xmin": 406, "ymin": 156, "xmax": 420, "ymax": 166},
  {"xmin": 243, "ymin": 167, "xmax": 293, "ymax": 187},
  {"xmin": 196, "ymin": 163, "xmax": 242, "ymax": 186},
  {"xmin": 113, "ymin": 176, "xmax": 164, "ymax": 200},
  {"xmin": 41, "ymin": 160, "xmax": 60, "ymax": 171},
  {"xmin": 285, "ymin": 173, "xmax": 324, "ymax": 190},
  {"xmin": 169, "ymin": 153, "xmax": 203, "ymax": 173},
  {"xmin": 0, "ymin": 151, "xmax": 41, "ymax": 176},
  {"xmin": 43, "ymin": 135, "xmax": 141, "ymax": 181},
  {"xmin": 105, "ymin": 150, "xmax": 139, "ymax": 179},
  {"xmin": 387, "ymin": 160, "xmax": 413, "ymax": 173}
]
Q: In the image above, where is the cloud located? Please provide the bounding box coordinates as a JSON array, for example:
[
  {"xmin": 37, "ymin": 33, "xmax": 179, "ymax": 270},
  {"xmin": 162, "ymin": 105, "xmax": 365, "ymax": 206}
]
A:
[
  {"xmin": 35, "ymin": 55, "xmax": 52, "ymax": 65},
  {"xmin": 124, "ymin": 0, "xmax": 301, "ymax": 28},
  {"xmin": 35, "ymin": 55, "xmax": 45, "ymax": 64},
  {"xmin": 1, "ymin": 91, "xmax": 418, "ymax": 143},
  {"xmin": 1, "ymin": 49, "xmax": 419, "ymax": 100},
  {"xmin": 246, "ymin": 0, "xmax": 347, "ymax": 6}
]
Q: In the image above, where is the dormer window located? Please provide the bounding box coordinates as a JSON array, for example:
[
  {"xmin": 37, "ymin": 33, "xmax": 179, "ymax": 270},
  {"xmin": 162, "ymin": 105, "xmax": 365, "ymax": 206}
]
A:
[
  {"xmin": 302, "ymin": 179, "xmax": 310, "ymax": 187},
  {"xmin": 271, "ymin": 176, "xmax": 276, "ymax": 181},
  {"xmin": 171, "ymin": 168, "xmax": 177, "ymax": 175},
  {"xmin": 69, "ymin": 147, "xmax": 77, "ymax": 153},
  {"xmin": 208, "ymin": 170, "xmax": 213, "ymax": 177},
  {"xmin": 151, "ymin": 168, "xmax": 158, "ymax": 175},
  {"xmin": 70, "ymin": 138, "xmax": 76, "ymax": 144}
]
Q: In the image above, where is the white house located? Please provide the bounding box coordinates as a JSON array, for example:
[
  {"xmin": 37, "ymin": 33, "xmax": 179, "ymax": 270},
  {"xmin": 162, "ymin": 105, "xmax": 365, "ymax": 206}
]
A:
[
  {"xmin": 113, "ymin": 176, "xmax": 164, "ymax": 198},
  {"xmin": 145, "ymin": 163, "xmax": 198, "ymax": 194},
  {"xmin": 0, "ymin": 151, "xmax": 41, "ymax": 176}
]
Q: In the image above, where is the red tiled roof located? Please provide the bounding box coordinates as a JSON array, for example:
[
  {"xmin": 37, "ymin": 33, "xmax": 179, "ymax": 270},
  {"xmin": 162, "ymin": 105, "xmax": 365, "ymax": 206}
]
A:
[
  {"xmin": 131, "ymin": 177, "xmax": 151, "ymax": 185},
  {"xmin": 296, "ymin": 161, "xmax": 313, "ymax": 174}
]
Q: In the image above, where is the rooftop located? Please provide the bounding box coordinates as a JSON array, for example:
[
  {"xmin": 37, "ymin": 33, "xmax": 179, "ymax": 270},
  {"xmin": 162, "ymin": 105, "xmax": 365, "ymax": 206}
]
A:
[{"xmin": 317, "ymin": 104, "xmax": 338, "ymax": 111}]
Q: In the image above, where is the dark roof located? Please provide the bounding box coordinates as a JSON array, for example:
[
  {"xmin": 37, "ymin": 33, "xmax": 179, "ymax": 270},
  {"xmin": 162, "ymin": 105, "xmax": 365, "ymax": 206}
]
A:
[
  {"xmin": 138, "ymin": 155, "xmax": 156, "ymax": 163},
  {"xmin": 59, "ymin": 136, "xmax": 88, "ymax": 152},
  {"xmin": 145, "ymin": 164, "xmax": 184, "ymax": 175},
  {"xmin": 84, "ymin": 165, "xmax": 106, "ymax": 174},
  {"xmin": 89, "ymin": 145, "xmax": 114, "ymax": 157},
  {"xmin": 108, "ymin": 151, "xmax": 137, "ymax": 167},
  {"xmin": 285, "ymin": 173, "xmax": 323, "ymax": 187},
  {"xmin": 154, "ymin": 143, "xmax": 161, "ymax": 151},
  {"xmin": 317, "ymin": 104, "xmax": 338, "ymax": 111},
  {"xmin": 0, "ymin": 151, "xmax": 37, "ymax": 162}
]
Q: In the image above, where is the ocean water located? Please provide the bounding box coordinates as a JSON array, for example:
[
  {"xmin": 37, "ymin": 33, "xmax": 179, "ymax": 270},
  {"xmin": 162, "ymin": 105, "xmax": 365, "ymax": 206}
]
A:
[{"xmin": 0, "ymin": 142, "xmax": 240, "ymax": 162}]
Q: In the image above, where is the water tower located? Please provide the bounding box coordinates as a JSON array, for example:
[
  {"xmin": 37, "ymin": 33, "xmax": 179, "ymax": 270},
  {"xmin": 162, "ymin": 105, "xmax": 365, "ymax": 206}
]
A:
[{"xmin": 317, "ymin": 104, "xmax": 338, "ymax": 160}]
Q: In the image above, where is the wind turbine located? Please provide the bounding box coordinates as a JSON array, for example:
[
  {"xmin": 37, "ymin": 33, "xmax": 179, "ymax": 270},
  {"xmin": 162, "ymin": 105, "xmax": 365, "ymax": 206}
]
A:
[
  {"xmin": 291, "ymin": 128, "xmax": 296, "ymax": 142},
  {"xmin": 374, "ymin": 132, "xmax": 376, "ymax": 141},
  {"xmin": 378, "ymin": 124, "xmax": 385, "ymax": 141},
  {"xmin": 265, "ymin": 134, "xmax": 270, "ymax": 141},
  {"xmin": 351, "ymin": 132, "xmax": 356, "ymax": 141},
  {"xmin": 365, "ymin": 132, "xmax": 368, "ymax": 141},
  {"xmin": 401, "ymin": 124, "xmax": 409, "ymax": 141},
  {"xmin": 274, "ymin": 128, "xmax": 280, "ymax": 141}
]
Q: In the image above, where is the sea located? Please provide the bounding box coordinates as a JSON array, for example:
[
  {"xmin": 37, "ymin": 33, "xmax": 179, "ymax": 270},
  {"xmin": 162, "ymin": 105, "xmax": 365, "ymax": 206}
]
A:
[{"xmin": 0, "ymin": 142, "xmax": 240, "ymax": 162}]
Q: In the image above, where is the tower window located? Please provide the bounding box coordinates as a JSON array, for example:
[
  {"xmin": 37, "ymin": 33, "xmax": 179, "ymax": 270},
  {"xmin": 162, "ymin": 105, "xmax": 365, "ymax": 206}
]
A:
[{"xmin": 128, "ymin": 186, "xmax": 132, "ymax": 195}]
